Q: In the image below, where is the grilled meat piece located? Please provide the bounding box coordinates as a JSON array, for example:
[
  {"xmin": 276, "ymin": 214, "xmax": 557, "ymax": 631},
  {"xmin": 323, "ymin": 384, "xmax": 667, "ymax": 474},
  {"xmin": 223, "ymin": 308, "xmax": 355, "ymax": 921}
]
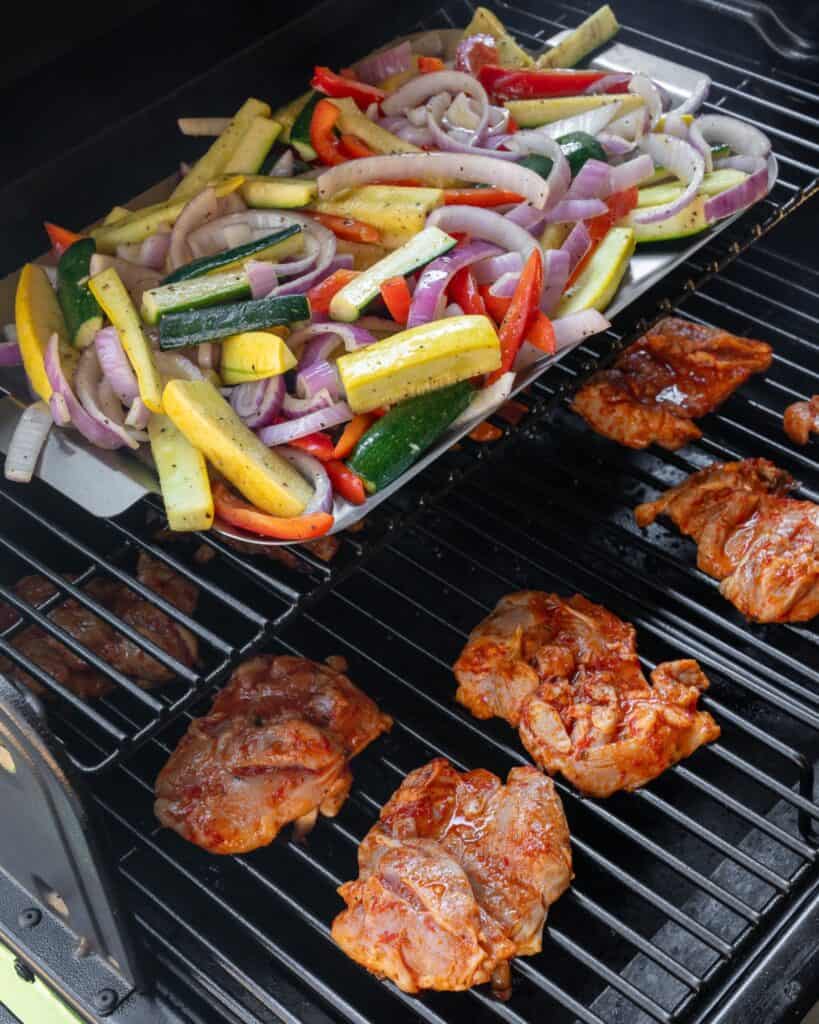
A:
[
  {"xmin": 572, "ymin": 317, "xmax": 772, "ymax": 450},
  {"xmin": 784, "ymin": 397, "xmax": 819, "ymax": 446},
  {"xmin": 155, "ymin": 655, "xmax": 392, "ymax": 854},
  {"xmin": 635, "ymin": 458, "xmax": 819, "ymax": 622},
  {"xmin": 0, "ymin": 553, "xmax": 199, "ymax": 699},
  {"xmin": 454, "ymin": 593, "xmax": 719, "ymax": 797},
  {"xmin": 332, "ymin": 758, "xmax": 571, "ymax": 994}
]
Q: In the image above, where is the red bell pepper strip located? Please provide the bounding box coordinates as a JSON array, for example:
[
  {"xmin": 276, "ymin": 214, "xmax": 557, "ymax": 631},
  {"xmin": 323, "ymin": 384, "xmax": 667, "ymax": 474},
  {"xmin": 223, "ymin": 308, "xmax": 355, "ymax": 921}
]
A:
[
  {"xmin": 448, "ymin": 267, "xmax": 486, "ymax": 317},
  {"xmin": 326, "ymin": 460, "xmax": 367, "ymax": 504},
  {"xmin": 469, "ymin": 421, "xmax": 503, "ymax": 442},
  {"xmin": 477, "ymin": 65, "xmax": 610, "ymax": 102},
  {"xmin": 333, "ymin": 413, "xmax": 375, "ymax": 459},
  {"xmin": 44, "ymin": 222, "xmax": 84, "ymax": 258},
  {"xmin": 454, "ymin": 34, "xmax": 499, "ymax": 76},
  {"xmin": 309, "ymin": 211, "xmax": 380, "ymax": 244},
  {"xmin": 526, "ymin": 311, "xmax": 556, "ymax": 354},
  {"xmin": 287, "ymin": 431, "xmax": 336, "ymax": 462},
  {"xmin": 310, "ymin": 98, "xmax": 346, "ymax": 166},
  {"xmin": 479, "ymin": 285, "xmax": 511, "ymax": 325},
  {"xmin": 212, "ymin": 481, "xmax": 334, "ymax": 540},
  {"xmin": 307, "ymin": 268, "xmax": 359, "ymax": 313},
  {"xmin": 311, "ymin": 66, "xmax": 385, "ymax": 111},
  {"xmin": 379, "ymin": 276, "xmax": 412, "ymax": 325},
  {"xmin": 488, "ymin": 247, "xmax": 543, "ymax": 385},
  {"xmin": 565, "ymin": 186, "xmax": 639, "ymax": 290},
  {"xmin": 339, "ymin": 133, "xmax": 376, "ymax": 159},
  {"xmin": 443, "ymin": 187, "xmax": 525, "ymax": 207},
  {"xmin": 418, "ymin": 56, "xmax": 445, "ymax": 73}
]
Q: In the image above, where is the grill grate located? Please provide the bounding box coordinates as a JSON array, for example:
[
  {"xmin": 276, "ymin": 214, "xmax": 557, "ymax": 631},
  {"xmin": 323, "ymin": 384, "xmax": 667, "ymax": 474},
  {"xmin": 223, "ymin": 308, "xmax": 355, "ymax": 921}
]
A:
[{"xmin": 1, "ymin": 0, "xmax": 819, "ymax": 1021}]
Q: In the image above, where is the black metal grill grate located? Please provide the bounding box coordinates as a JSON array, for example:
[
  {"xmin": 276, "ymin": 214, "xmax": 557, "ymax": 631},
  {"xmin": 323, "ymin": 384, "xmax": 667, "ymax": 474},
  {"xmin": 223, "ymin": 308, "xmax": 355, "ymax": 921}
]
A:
[{"xmin": 1, "ymin": 0, "xmax": 819, "ymax": 1021}]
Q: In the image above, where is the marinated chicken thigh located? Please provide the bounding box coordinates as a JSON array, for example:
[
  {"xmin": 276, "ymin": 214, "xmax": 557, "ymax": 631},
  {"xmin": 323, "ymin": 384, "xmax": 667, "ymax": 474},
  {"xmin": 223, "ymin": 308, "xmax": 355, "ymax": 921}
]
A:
[
  {"xmin": 635, "ymin": 458, "xmax": 819, "ymax": 622},
  {"xmin": 783, "ymin": 396, "xmax": 819, "ymax": 446},
  {"xmin": 332, "ymin": 758, "xmax": 571, "ymax": 994},
  {"xmin": 454, "ymin": 593, "xmax": 719, "ymax": 797},
  {"xmin": 155, "ymin": 655, "xmax": 391, "ymax": 854},
  {"xmin": 572, "ymin": 317, "xmax": 772, "ymax": 450},
  {"xmin": 0, "ymin": 553, "xmax": 199, "ymax": 699}
]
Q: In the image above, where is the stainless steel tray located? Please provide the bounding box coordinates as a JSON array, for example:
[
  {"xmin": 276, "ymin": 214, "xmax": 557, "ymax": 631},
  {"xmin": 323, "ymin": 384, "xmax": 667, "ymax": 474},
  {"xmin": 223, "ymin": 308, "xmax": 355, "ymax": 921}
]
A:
[{"xmin": 0, "ymin": 34, "xmax": 778, "ymax": 544}]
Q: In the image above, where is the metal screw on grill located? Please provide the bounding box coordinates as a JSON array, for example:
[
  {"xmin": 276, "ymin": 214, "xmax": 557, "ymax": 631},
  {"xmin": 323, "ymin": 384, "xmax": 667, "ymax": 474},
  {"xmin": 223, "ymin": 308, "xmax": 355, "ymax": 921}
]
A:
[
  {"xmin": 18, "ymin": 908, "xmax": 41, "ymax": 929},
  {"xmin": 93, "ymin": 988, "xmax": 118, "ymax": 1016},
  {"xmin": 13, "ymin": 959, "xmax": 34, "ymax": 983}
]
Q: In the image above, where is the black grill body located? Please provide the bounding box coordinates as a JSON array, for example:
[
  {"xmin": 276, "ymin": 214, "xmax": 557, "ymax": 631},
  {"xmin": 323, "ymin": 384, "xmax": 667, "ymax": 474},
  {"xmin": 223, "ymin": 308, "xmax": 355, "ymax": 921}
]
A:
[{"xmin": 0, "ymin": 1, "xmax": 818, "ymax": 1022}]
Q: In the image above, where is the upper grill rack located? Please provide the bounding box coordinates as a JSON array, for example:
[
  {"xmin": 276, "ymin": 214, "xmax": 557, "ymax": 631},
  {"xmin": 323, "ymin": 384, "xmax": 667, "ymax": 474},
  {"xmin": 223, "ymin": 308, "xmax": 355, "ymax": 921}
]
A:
[{"xmin": 0, "ymin": 0, "xmax": 816, "ymax": 780}]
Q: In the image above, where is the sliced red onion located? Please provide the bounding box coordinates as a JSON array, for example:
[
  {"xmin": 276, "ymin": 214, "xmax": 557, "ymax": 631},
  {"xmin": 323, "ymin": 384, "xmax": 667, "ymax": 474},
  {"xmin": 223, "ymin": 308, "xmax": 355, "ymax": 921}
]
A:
[
  {"xmin": 394, "ymin": 123, "xmax": 436, "ymax": 147},
  {"xmin": 382, "ymin": 71, "xmax": 490, "ymax": 141},
  {"xmin": 586, "ymin": 73, "xmax": 631, "ymax": 94},
  {"xmin": 356, "ymin": 317, "xmax": 403, "ymax": 335},
  {"xmin": 282, "ymin": 388, "xmax": 335, "ymax": 418},
  {"xmin": 297, "ymin": 332, "xmax": 344, "ymax": 372},
  {"xmin": 269, "ymin": 149, "xmax": 295, "ymax": 177},
  {"xmin": 356, "ymin": 41, "xmax": 412, "ymax": 85},
  {"xmin": 543, "ymin": 198, "xmax": 607, "ymax": 224},
  {"xmin": 673, "ymin": 75, "xmax": 711, "ymax": 116},
  {"xmin": 704, "ymin": 162, "xmax": 770, "ymax": 222},
  {"xmin": 566, "ymin": 159, "xmax": 611, "ymax": 200},
  {"xmin": 4, "ymin": 401, "xmax": 52, "ymax": 483},
  {"xmin": 288, "ymin": 322, "xmax": 376, "ymax": 355},
  {"xmin": 503, "ymin": 133, "xmax": 572, "ymax": 210},
  {"xmin": 608, "ymin": 107, "xmax": 650, "ymax": 142},
  {"xmin": 46, "ymin": 339, "xmax": 131, "ymax": 450},
  {"xmin": 634, "ymin": 134, "xmax": 704, "ymax": 224},
  {"xmin": 407, "ymin": 239, "xmax": 501, "ymax": 328},
  {"xmin": 381, "ymin": 113, "xmax": 414, "ymax": 132},
  {"xmin": 629, "ymin": 74, "xmax": 662, "ymax": 128},
  {"xmin": 428, "ymin": 206, "xmax": 539, "ymax": 260},
  {"xmin": 661, "ymin": 112, "xmax": 689, "ymax": 139},
  {"xmin": 687, "ymin": 120, "xmax": 713, "ymax": 174},
  {"xmin": 535, "ymin": 105, "xmax": 619, "ymax": 141},
  {"xmin": 153, "ymin": 351, "xmax": 204, "ymax": 382},
  {"xmin": 74, "ymin": 347, "xmax": 139, "ymax": 448},
  {"xmin": 365, "ymin": 102, "xmax": 379, "ymax": 122},
  {"xmin": 95, "ymin": 326, "xmax": 139, "ymax": 405},
  {"xmin": 167, "ymin": 187, "xmax": 220, "ymax": 272},
  {"xmin": 0, "ymin": 340, "xmax": 22, "ymax": 366},
  {"xmin": 552, "ymin": 309, "xmax": 610, "ymax": 350},
  {"xmin": 412, "ymin": 31, "xmax": 443, "ymax": 56},
  {"xmin": 505, "ymin": 202, "xmax": 548, "ymax": 236},
  {"xmin": 597, "ymin": 132, "xmax": 637, "ymax": 158},
  {"xmin": 694, "ymin": 113, "xmax": 771, "ymax": 159},
  {"xmin": 97, "ymin": 377, "xmax": 126, "ymax": 425},
  {"xmin": 452, "ymin": 372, "xmax": 515, "ymax": 428},
  {"xmin": 278, "ymin": 446, "xmax": 332, "ymax": 515},
  {"xmin": 197, "ymin": 342, "xmax": 218, "ymax": 371},
  {"xmin": 472, "ymin": 251, "xmax": 523, "ymax": 284},
  {"xmin": 49, "ymin": 393, "xmax": 70, "ymax": 427},
  {"xmin": 230, "ymin": 375, "xmax": 285, "ymax": 428},
  {"xmin": 245, "ymin": 259, "xmax": 279, "ymax": 299},
  {"xmin": 258, "ymin": 401, "xmax": 352, "ymax": 446},
  {"xmin": 296, "ymin": 360, "xmax": 341, "ymax": 400},
  {"xmin": 317, "ymin": 154, "xmax": 550, "ymax": 208},
  {"xmin": 608, "ymin": 153, "xmax": 655, "ymax": 193},
  {"xmin": 487, "ymin": 272, "xmax": 519, "ymax": 299},
  {"xmin": 540, "ymin": 249, "xmax": 571, "ymax": 315},
  {"xmin": 444, "ymin": 302, "xmax": 464, "ymax": 317},
  {"xmin": 117, "ymin": 231, "xmax": 171, "ymax": 270},
  {"xmin": 425, "ymin": 94, "xmax": 518, "ymax": 159},
  {"xmin": 715, "ymin": 155, "xmax": 765, "ymax": 173},
  {"xmin": 89, "ymin": 254, "xmax": 161, "ymax": 307},
  {"xmin": 561, "ymin": 222, "xmax": 591, "ymax": 276},
  {"xmin": 125, "ymin": 397, "xmax": 150, "ymax": 430}
]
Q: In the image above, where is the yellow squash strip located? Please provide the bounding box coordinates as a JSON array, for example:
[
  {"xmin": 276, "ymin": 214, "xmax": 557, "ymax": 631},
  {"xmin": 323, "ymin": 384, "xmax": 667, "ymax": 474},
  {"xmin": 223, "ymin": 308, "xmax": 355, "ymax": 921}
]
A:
[
  {"xmin": 337, "ymin": 315, "xmax": 501, "ymax": 413},
  {"xmin": 220, "ymin": 332, "xmax": 297, "ymax": 385},
  {"xmin": 223, "ymin": 116, "xmax": 281, "ymax": 174},
  {"xmin": 170, "ymin": 98, "xmax": 271, "ymax": 201},
  {"xmin": 15, "ymin": 264, "xmax": 76, "ymax": 402},
  {"xmin": 462, "ymin": 7, "xmax": 534, "ymax": 67},
  {"xmin": 505, "ymin": 93, "xmax": 643, "ymax": 127},
  {"xmin": 163, "ymin": 379, "xmax": 312, "ymax": 517},
  {"xmin": 91, "ymin": 176, "xmax": 245, "ymax": 253},
  {"xmin": 148, "ymin": 414, "xmax": 214, "ymax": 532},
  {"xmin": 556, "ymin": 226, "xmax": 635, "ymax": 316},
  {"xmin": 537, "ymin": 4, "xmax": 619, "ymax": 67},
  {"xmin": 314, "ymin": 185, "xmax": 445, "ymax": 249},
  {"xmin": 241, "ymin": 176, "xmax": 318, "ymax": 209},
  {"xmin": 335, "ymin": 239, "xmax": 390, "ymax": 271},
  {"xmin": 330, "ymin": 98, "xmax": 421, "ymax": 155},
  {"xmin": 102, "ymin": 205, "xmax": 131, "ymax": 225},
  {"xmin": 88, "ymin": 268, "xmax": 164, "ymax": 412}
]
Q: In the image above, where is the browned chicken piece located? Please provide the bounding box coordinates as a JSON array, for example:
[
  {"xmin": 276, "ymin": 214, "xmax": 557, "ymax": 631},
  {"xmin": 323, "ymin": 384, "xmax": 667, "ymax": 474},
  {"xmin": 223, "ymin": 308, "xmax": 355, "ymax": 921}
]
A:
[
  {"xmin": 155, "ymin": 655, "xmax": 392, "ymax": 855},
  {"xmin": 784, "ymin": 396, "xmax": 819, "ymax": 446},
  {"xmin": 572, "ymin": 317, "xmax": 772, "ymax": 450},
  {"xmin": 332, "ymin": 758, "xmax": 571, "ymax": 995},
  {"xmin": 0, "ymin": 553, "xmax": 199, "ymax": 699},
  {"xmin": 635, "ymin": 458, "xmax": 819, "ymax": 622},
  {"xmin": 454, "ymin": 593, "xmax": 719, "ymax": 798}
]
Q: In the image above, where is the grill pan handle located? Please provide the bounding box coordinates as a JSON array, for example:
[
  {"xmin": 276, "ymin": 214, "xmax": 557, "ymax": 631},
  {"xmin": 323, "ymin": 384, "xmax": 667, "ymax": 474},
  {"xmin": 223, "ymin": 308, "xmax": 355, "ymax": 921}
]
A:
[{"xmin": 0, "ymin": 674, "xmax": 145, "ymax": 1005}]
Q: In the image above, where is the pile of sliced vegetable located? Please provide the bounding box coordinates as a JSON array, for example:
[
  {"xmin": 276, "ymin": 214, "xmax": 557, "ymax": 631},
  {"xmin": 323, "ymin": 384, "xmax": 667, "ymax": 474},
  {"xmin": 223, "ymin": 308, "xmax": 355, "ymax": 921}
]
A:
[{"xmin": 4, "ymin": 4, "xmax": 772, "ymax": 541}]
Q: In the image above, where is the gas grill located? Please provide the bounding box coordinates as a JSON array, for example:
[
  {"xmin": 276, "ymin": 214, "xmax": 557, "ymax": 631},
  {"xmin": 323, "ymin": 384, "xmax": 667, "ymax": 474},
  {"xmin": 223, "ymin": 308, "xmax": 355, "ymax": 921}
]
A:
[{"xmin": 0, "ymin": 0, "xmax": 818, "ymax": 1021}]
